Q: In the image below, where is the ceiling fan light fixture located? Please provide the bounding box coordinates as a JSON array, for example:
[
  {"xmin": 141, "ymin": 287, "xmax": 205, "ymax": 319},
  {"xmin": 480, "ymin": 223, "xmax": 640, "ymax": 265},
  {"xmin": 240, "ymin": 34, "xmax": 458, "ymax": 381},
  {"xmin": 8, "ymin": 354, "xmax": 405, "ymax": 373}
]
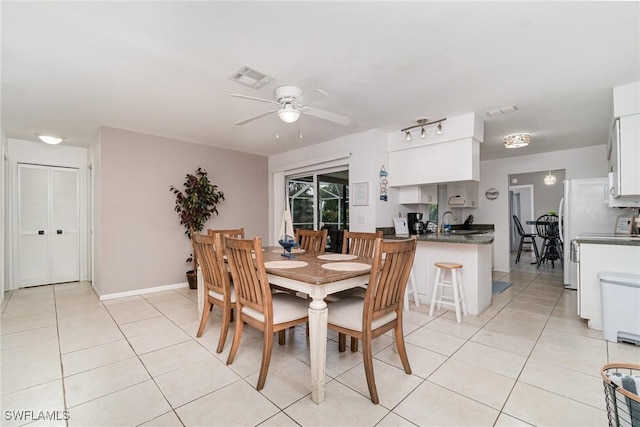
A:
[
  {"xmin": 503, "ymin": 133, "xmax": 531, "ymax": 148},
  {"xmin": 277, "ymin": 104, "xmax": 301, "ymax": 123},
  {"xmin": 37, "ymin": 134, "xmax": 63, "ymax": 145}
]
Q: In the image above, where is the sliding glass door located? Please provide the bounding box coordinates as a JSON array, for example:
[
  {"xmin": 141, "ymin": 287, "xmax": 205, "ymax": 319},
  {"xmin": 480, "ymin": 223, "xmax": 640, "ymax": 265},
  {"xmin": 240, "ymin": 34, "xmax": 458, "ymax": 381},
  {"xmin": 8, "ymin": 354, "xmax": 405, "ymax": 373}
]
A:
[{"xmin": 287, "ymin": 167, "xmax": 348, "ymax": 252}]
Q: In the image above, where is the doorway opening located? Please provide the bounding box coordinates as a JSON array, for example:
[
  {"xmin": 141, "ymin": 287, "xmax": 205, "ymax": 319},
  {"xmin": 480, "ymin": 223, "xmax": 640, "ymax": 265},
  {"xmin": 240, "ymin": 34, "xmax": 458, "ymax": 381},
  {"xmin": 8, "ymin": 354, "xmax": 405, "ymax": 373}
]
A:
[{"xmin": 286, "ymin": 167, "xmax": 349, "ymax": 253}]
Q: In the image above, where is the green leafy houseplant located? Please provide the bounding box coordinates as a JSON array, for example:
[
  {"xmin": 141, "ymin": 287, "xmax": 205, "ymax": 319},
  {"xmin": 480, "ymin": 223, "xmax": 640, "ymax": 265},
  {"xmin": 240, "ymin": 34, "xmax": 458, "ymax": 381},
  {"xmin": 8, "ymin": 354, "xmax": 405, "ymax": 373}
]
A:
[{"xmin": 170, "ymin": 167, "xmax": 224, "ymax": 288}]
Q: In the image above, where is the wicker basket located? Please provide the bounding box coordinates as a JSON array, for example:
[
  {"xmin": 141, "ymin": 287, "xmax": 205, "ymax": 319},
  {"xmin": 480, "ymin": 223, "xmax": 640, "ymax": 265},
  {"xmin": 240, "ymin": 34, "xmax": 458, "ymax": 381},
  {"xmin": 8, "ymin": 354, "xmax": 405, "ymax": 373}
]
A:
[{"xmin": 602, "ymin": 363, "xmax": 640, "ymax": 427}]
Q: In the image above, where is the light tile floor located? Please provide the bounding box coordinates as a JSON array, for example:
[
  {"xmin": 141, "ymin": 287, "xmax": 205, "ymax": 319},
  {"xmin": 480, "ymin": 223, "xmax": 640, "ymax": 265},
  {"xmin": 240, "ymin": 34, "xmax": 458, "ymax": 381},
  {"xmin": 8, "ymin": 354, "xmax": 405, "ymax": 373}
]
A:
[{"xmin": 2, "ymin": 254, "xmax": 639, "ymax": 426}]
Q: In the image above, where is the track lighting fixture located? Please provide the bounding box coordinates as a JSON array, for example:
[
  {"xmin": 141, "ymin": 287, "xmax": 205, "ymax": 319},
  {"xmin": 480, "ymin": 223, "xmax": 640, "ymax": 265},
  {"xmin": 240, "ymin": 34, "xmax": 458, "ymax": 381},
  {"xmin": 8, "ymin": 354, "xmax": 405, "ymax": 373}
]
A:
[{"xmin": 400, "ymin": 118, "xmax": 446, "ymax": 141}]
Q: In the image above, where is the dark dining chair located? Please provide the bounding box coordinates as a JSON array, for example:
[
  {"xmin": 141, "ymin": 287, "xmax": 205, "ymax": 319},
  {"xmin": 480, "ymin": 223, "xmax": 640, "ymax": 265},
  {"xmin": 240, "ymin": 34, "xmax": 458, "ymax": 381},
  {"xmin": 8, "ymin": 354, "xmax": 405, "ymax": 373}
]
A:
[
  {"xmin": 513, "ymin": 215, "xmax": 539, "ymax": 264},
  {"xmin": 536, "ymin": 214, "xmax": 563, "ymax": 268}
]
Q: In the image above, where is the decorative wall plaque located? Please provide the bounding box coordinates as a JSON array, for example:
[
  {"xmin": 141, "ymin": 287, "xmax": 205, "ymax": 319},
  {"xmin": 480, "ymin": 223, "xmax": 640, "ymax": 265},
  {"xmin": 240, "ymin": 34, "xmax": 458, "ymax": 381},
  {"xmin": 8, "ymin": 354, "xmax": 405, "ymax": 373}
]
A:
[{"xmin": 485, "ymin": 188, "xmax": 499, "ymax": 200}]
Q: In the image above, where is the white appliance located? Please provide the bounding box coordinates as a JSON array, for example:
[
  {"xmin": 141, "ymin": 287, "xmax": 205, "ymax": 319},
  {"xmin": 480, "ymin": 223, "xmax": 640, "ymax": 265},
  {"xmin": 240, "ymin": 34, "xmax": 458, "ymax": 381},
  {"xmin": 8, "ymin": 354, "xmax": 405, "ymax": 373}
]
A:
[{"xmin": 561, "ymin": 177, "xmax": 623, "ymax": 289}]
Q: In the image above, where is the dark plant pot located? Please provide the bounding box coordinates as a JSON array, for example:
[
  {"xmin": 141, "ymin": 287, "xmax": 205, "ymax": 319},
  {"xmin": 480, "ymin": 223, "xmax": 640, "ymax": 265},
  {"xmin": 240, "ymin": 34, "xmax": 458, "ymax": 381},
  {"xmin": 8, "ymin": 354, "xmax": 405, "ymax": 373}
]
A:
[{"xmin": 186, "ymin": 270, "xmax": 197, "ymax": 290}]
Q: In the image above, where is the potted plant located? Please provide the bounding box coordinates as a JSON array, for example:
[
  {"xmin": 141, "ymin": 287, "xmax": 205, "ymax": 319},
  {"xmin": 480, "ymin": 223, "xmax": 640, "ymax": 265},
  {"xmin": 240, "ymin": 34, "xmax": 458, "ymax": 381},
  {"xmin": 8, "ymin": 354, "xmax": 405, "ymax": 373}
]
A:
[{"xmin": 170, "ymin": 167, "xmax": 224, "ymax": 289}]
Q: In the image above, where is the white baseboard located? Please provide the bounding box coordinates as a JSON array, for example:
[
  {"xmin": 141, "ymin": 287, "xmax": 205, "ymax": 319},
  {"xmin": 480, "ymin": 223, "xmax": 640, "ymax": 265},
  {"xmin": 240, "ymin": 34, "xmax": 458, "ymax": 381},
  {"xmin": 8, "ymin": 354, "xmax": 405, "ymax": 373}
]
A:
[{"xmin": 98, "ymin": 282, "xmax": 189, "ymax": 301}]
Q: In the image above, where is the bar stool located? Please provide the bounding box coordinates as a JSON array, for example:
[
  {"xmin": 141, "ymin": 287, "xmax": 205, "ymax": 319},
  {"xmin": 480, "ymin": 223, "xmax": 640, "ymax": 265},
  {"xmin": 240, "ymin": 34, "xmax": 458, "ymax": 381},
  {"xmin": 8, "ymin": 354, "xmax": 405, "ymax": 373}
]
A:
[
  {"xmin": 403, "ymin": 267, "xmax": 420, "ymax": 311},
  {"xmin": 428, "ymin": 262, "xmax": 467, "ymax": 322}
]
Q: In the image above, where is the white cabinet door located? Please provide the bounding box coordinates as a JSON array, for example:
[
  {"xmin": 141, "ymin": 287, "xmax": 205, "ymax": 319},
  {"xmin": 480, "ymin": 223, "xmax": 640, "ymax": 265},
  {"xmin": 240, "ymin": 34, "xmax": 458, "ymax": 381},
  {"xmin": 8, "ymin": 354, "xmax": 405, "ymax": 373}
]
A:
[
  {"xmin": 619, "ymin": 114, "xmax": 640, "ymax": 196},
  {"xmin": 399, "ymin": 185, "xmax": 437, "ymax": 204},
  {"xmin": 17, "ymin": 164, "xmax": 79, "ymax": 287}
]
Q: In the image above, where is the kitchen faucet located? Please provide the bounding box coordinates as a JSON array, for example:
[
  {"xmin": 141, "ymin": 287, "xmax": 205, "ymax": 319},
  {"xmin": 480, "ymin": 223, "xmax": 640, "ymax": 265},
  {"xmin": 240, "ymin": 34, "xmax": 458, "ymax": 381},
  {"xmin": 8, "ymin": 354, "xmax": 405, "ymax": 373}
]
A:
[{"xmin": 441, "ymin": 211, "xmax": 457, "ymax": 228}]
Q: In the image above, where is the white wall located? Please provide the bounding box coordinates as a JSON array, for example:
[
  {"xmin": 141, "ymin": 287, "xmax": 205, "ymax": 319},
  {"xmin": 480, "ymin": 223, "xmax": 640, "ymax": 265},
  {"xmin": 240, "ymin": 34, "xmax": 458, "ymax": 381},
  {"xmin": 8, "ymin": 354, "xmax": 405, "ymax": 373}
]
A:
[
  {"xmin": 476, "ymin": 144, "xmax": 607, "ymax": 272},
  {"xmin": 6, "ymin": 139, "xmax": 90, "ymax": 289},
  {"xmin": 268, "ymin": 129, "xmax": 392, "ymax": 243}
]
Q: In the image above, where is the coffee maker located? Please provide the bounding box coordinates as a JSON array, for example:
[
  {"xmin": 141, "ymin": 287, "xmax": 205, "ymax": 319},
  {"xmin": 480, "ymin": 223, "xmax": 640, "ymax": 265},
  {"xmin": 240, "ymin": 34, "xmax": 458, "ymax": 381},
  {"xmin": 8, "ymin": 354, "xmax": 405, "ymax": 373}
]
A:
[{"xmin": 407, "ymin": 212, "xmax": 425, "ymax": 234}]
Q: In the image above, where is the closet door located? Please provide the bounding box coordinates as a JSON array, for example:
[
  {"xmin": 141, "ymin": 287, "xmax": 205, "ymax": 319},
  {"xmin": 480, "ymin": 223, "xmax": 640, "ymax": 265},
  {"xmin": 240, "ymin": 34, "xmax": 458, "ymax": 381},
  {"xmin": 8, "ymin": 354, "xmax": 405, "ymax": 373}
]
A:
[
  {"xmin": 50, "ymin": 168, "xmax": 79, "ymax": 283},
  {"xmin": 18, "ymin": 164, "xmax": 50, "ymax": 286},
  {"xmin": 17, "ymin": 164, "xmax": 79, "ymax": 287}
]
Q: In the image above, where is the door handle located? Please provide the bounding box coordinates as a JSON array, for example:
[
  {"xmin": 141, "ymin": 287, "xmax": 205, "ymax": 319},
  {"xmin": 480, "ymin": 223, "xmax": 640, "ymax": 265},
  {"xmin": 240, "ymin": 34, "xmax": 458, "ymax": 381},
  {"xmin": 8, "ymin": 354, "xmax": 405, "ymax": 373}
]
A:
[
  {"xmin": 38, "ymin": 230, "xmax": 45, "ymax": 235},
  {"xmin": 57, "ymin": 230, "xmax": 63, "ymax": 234}
]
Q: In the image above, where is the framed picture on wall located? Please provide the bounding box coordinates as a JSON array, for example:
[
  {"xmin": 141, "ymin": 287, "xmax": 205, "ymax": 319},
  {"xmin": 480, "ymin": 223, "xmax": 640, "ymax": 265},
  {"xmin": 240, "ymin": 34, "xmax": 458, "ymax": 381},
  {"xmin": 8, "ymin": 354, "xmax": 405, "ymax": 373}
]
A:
[{"xmin": 353, "ymin": 182, "xmax": 369, "ymax": 206}]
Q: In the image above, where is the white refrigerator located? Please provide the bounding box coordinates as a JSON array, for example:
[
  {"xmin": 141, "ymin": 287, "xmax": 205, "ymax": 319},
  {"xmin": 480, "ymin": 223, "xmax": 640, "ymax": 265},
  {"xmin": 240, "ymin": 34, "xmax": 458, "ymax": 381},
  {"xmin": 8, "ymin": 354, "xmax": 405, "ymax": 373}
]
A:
[{"xmin": 561, "ymin": 177, "xmax": 623, "ymax": 289}]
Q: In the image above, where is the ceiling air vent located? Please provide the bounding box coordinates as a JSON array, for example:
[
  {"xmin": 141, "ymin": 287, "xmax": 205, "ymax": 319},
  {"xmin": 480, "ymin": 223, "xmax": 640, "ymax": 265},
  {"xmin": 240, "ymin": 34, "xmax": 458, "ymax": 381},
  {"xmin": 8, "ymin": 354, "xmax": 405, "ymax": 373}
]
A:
[
  {"xmin": 230, "ymin": 65, "xmax": 273, "ymax": 89},
  {"xmin": 486, "ymin": 105, "xmax": 518, "ymax": 117}
]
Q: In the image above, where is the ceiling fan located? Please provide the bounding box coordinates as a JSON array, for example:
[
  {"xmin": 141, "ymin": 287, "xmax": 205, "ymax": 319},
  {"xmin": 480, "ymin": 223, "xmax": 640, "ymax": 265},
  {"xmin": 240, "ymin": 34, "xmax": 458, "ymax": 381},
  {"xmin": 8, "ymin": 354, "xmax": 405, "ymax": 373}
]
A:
[{"xmin": 229, "ymin": 85, "xmax": 350, "ymax": 126}]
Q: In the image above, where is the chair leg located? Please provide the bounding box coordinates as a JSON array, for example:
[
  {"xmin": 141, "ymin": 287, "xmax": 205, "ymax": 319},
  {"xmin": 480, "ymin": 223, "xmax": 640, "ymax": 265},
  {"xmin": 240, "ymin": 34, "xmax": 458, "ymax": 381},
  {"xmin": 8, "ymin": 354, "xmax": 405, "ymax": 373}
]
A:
[
  {"xmin": 531, "ymin": 237, "xmax": 540, "ymax": 261},
  {"xmin": 226, "ymin": 314, "xmax": 244, "ymax": 365},
  {"xmin": 196, "ymin": 299, "xmax": 211, "ymax": 338},
  {"xmin": 516, "ymin": 238, "xmax": 524, "ymax": 264},
  {"xmin": 428, "ymin": 267, "xmax": 442, "ymax": 317},
  {"xmin": 351, "ymin": 337, "xmax": 358, "ymax": 352},
  {"xmin": 256, "ymin": 328, "xmax": 274, "ymax": 391},
  {"xmin": 394, "ymin": 321, "xmax": 411, "ymax": 375},
  {"xmin": 278, "ymin": 329, "xmax": 286, "ymax": 345},
  {"xmin": 362, "ymin": 333, "xmax": 379, "ymax": 404},
  {"xmin": 338, "ymin": 333, "xmax": 346, "ymax": 352},
  {"xmin": 216, "ymin": 305, "xmax": 232, "ymax": 354}
]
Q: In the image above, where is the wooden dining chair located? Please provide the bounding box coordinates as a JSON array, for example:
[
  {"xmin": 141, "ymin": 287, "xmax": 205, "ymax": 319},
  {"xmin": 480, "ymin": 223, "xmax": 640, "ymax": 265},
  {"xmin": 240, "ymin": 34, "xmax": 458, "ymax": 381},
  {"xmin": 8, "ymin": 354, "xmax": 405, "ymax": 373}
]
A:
[
  {"xmin": 193, "ymin": 234, "xmax": 235, "ymax": 353},
  {"xmin": 295, "ymin": 228, "xmax": 328, "ymax": 254},
  {"xmin": 207, "ymin": 227, "xmax": 245, "ymax": 239},
  {"xmin": 224, "ymin": 236, "xmax": 309, "ymax": 391},
  {"xmin": 327, "ymin": 236, "xmax": 417, "ymax": 404},
  {"xmin": 341, "ymin": 230, "xmax": 383, "ymax": 257}
]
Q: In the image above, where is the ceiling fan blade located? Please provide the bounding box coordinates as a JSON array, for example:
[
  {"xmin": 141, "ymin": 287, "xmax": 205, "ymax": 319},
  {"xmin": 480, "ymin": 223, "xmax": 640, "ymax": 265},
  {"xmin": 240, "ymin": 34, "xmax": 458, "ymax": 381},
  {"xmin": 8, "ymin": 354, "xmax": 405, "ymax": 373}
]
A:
[
  {"xmin": 229, "ymin": 93, "xmax": 280, "ymax": 106},
  {"xmin": 299, "ymin": 89, "xmax": 328, "ymax": 106},
  {"xmin": 304, "ymin": 107, "xmax": 351, "ymax": 125},
  {"xmin": 235, "ymin": 109, "xmax": 278, "ymax": 125}
]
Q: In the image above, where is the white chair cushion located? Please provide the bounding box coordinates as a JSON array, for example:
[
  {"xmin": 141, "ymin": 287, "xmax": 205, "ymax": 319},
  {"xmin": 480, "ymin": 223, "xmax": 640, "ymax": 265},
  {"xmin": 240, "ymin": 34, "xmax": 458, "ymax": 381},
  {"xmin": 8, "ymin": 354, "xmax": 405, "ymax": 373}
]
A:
[
  {"xmin": 327, "ymin": 297, "xmax": 397, "ymax": 332},
  {"xmin": 242, "ymin": 293, "xmax": 308, "ymax": 325},
  {"xmin": 208, "ymin": 284, "xmax": 236, "ymax": 303}
]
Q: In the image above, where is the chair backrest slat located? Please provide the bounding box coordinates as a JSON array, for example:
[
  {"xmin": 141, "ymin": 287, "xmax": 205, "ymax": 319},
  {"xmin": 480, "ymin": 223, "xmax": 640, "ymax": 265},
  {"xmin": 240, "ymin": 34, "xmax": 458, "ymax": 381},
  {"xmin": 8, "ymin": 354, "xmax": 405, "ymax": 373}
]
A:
[
  {"xmin": 224, "ymin": 236, "xmax": 272, "ymax": 320},
  {"xmin": 536, "ymin": 214, "xmax": 559, "ymax": 239},
  {"xmin": 513, "ymin": 215, "xmax": 526, "ymax": 237},
  {"xmin": 342, "ymin": 231, "xmax": 383, "ymax": 257}
]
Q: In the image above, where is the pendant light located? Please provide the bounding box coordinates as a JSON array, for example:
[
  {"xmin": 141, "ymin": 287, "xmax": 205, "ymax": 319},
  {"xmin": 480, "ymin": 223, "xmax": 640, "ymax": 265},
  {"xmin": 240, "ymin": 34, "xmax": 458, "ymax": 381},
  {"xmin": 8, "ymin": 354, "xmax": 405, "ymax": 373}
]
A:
[{"xmin": 544, "ymin": 170, "xmax": 557, "ymax": 185}]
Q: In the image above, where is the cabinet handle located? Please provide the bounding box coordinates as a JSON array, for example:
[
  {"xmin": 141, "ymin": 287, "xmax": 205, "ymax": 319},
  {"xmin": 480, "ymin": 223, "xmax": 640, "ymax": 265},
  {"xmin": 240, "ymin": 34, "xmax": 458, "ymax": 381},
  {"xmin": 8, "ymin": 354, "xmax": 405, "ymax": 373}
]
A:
[
  {"xmin": 38, "ymin": 230, "xmax": 45, "ymax": 235},
  {"xmin": 57, "ymin": 230, "xmax": 63, "ymax": 234}
]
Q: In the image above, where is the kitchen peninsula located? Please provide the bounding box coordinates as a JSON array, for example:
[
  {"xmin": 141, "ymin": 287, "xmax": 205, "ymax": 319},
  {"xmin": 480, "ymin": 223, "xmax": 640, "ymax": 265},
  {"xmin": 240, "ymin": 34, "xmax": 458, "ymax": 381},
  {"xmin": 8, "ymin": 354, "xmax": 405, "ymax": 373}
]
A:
[{"xmin": 385, "ymin": 230, "xmax": 494, "ymax": 316}]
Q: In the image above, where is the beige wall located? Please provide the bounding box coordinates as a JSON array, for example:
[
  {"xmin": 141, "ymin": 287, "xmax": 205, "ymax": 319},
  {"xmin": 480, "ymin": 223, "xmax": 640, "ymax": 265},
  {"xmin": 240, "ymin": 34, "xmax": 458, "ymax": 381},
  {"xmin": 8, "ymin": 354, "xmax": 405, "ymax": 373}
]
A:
[{"xmin": 96, "ymin": 127, "xmax": 268, "ymax": 296}]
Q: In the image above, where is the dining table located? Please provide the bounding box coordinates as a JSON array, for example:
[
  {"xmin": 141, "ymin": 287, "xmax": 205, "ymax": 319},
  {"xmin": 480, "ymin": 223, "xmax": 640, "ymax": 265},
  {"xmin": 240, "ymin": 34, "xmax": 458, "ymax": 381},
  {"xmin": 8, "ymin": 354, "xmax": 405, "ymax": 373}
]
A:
[{"xmin": 197, "ymin": 245, "xmax": 374, "ymax": 405}]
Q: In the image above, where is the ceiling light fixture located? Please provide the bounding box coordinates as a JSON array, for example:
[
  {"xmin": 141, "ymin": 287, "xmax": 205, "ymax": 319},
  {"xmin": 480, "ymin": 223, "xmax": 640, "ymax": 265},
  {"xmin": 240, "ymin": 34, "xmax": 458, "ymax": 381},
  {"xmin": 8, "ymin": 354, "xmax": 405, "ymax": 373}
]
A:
[
  {"xmin": 400, "ymin": 118, "xmax": 446, "ymax": 141},
  {"xmin": 37, "ymin": 135, "xmax": 63, "ymax": 145},
  {"xmin": 277, "ymin": 103, "xmax": 301, "ymax": 123},
  {"xmin": 503, "ymin": 133, "xmax": 531, "ymax": 148},
  {"xmin": 544, "ymin": 171, "xmax": 557, "ymax": 186}
]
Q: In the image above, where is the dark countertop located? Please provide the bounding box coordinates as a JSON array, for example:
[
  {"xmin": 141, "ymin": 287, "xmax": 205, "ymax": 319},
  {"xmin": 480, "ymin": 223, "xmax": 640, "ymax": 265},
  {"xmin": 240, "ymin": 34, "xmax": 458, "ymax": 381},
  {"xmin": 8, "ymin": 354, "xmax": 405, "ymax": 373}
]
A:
[
  {"xmin": 573, "ymin": 233, "xmax": 640, "ymax": 246},
  {"xmin": 384, "ymin": 232, "xmax": 494, "ymax": 245}
]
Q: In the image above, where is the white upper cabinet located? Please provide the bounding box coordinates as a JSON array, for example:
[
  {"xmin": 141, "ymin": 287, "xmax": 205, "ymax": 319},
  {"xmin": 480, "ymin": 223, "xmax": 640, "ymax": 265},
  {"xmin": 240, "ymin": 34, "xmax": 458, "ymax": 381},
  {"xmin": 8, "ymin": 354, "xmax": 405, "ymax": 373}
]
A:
[
  {"xmin": 447, "ymin": 181, "xmax": 479, "ymax": 208},
  {"xmin": 398, "ymin": 185, "xmax": 438, "ymax": 204}
]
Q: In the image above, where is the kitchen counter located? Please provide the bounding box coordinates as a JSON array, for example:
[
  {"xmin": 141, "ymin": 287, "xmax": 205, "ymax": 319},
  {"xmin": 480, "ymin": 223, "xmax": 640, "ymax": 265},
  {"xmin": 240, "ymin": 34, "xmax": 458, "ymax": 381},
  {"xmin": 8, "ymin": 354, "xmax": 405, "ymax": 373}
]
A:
[
  {"xmin": 573, "ymin": 233, "xmax": 640, "ymax": 246},
  {"xmin": 385, "ymin": 232, "xmax": 494, "ymax": 245}
]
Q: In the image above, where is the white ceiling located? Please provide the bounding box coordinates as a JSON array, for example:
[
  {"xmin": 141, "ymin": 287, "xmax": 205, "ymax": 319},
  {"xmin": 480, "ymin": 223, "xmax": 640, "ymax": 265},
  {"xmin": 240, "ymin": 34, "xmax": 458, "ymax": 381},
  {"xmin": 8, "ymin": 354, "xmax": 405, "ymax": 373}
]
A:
[{"xmin": 2, "ymin": 2, "xmax": 638, "ymax": 160}]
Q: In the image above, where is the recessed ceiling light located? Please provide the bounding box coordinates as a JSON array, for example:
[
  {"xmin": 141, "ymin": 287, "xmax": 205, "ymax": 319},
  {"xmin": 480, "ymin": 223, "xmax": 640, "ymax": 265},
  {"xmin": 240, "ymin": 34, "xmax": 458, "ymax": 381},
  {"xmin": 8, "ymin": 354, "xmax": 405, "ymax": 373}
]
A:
[{"xmin": 37, "ymin": 135, "xmax": 63, "ymax": 145}]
